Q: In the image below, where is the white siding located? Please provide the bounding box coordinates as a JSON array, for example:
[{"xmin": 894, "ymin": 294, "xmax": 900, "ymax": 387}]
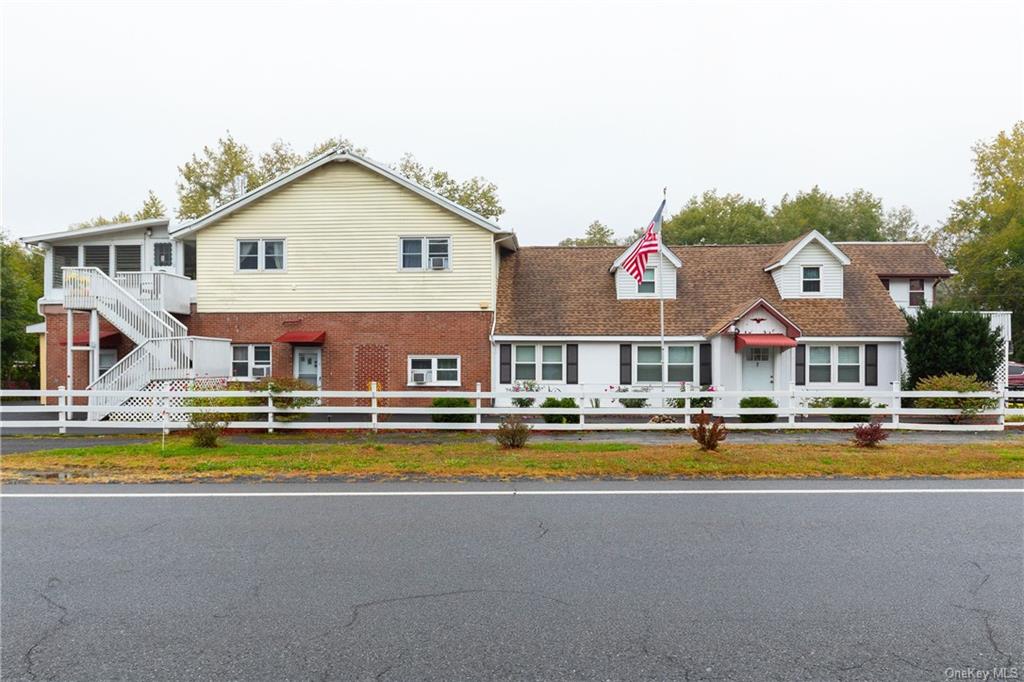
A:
[
  {"xmin": 615, "ymin": 262, "xmax": 677, "ymax": 300},
  {"xmin": 771, "ymin": 242, "xmax": 844, "ymax": 299},
  {"xmin": 886, "ymin": 277, "xmax": 935, "ymax": 314},
  {"xmin": 195, "ymin": 162, "xmax": 498, "ymax": 313}
]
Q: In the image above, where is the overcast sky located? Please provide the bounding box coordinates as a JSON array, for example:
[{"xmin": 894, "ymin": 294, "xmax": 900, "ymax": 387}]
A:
[{"xmin": 2, "ymin": 0, "xmax": 1022, "ymax": 244}]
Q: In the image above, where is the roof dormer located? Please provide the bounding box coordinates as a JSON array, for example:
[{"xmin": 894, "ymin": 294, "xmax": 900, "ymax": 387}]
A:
[
  {"xmin": 763, "ymin": 230, "xmax": 849, "ymax": 300},
  {"xmin": 610, "ymin": 241, "xmax": 681, "ymax": 300}
]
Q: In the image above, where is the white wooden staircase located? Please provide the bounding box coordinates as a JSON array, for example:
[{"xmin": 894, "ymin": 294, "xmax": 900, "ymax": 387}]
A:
[{"xmin": 62, "ymin": 267, "xmax": 231, "ymax": 419}]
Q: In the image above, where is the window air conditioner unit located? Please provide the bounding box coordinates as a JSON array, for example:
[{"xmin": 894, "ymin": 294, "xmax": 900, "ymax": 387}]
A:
[
  {"xmin": 429, "ymin": 257, "xmax": 448, "ymax": 270},
  {"xmin": 412, "ymin": 370, "xmax": 431, "ymax": 384},
  {"xmin": 252, "ymin": 366, "xmax": 270, "ymax": 378}
]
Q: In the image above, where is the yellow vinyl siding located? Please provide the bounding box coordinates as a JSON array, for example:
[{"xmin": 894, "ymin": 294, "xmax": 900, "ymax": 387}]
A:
[{"xmin": 195, "ymin": 162, "xmax": 497, "ymax": 312}]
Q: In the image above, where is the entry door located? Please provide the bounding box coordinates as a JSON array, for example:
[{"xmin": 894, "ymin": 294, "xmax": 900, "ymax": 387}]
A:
[
  {"xmin": 742, "ymin": 347, "xmax": 774, "ymax": 391},
  {"xmin": 152, "ymin": 241, "xmax": 175, "ymax": 273},
  {"xmin": 294, "ymin": 348, "xmax": 322, "ymax": 388}
]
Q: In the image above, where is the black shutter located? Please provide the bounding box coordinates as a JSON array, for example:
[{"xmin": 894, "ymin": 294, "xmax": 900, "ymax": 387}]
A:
[
  {"xmin": 865, "ymin": 344, "xmax": 878, "ymax": 386},
  {"xmin": 619, "ymin": 344, "xmax": 632, "ymax": 385},
  {"xmin": 566, "ymin": 344, "xmax": 578, "ymax": 384},
  {"xmin": 699, "ymin": 343, "xmax": 712, "ymax": 386},
  {"xmin": 795, "ymin": 344, "xmax": 806, "ymax": 386},
  {"xmin": 499, "ymin": 344, "xmax": 512, "ymax": 384}
]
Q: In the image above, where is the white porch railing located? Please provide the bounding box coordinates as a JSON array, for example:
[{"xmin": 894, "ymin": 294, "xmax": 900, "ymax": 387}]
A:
[
  {"xmin": 114, "ymin": 271, "xmax": 195, "ymax": 315},
  {"xmin": 1, "ymin": 386, "xmax": 1018, "ymax": 433}
]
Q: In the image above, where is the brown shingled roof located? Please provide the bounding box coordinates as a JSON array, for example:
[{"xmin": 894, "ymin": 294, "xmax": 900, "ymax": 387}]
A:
[
  {"xmin": 835, "ymin": 242, "xmax": 952, "ymax": 277},
  {"xmin": 495, "ymin": 242, "xmax": 932, "ymax": 337}
]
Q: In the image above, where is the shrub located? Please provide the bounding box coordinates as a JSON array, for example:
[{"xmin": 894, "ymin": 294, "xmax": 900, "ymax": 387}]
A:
[
  {"xmin": 431, "ymin": 397, "xmax": 475, "ymax": 423},
  {"xmin": 915, "ymin": 373, "xmax": 997, "ymax": 423},
  {"xmin": 689, "ymin": 411, "xmax": 727, "ymax": 451},
  {"xmin": 185, "ymin": 383, "xmax": 228, "ymax": 447},
  {"xmin": 509, "ymin": 379, "xmax": 540, "ymax": 408},
  {"xmin": 852, "ymin": 422, "xmax": 888, "ymax": 447},
  {"xmin": 905, "ymin": 307, "xmax": 1002, "ymax": 386},
  {"xmin": 739, "ymin": 396, "xmax": 777, "ymax": 423},
  {"xmin": 666, "ymin": 385, "xmax": 714, "ymax": 410},
  {"xmin": 828, "ymin": 397, "xmax": 874, "ymax": 423},
  {"xmin": 252, "ymin": 377, "xmax": 317, "ymax": 422},
  {"xmin": 496, "ymin": 415, "xmax": 531, "ymax": 448},
  {"xmin": 615, "ymin": 386, "xmax": 649, "ymax": 408},
  {"xmin": 540, "ymin": 397, "xmax": 580, "ymax": 424}
]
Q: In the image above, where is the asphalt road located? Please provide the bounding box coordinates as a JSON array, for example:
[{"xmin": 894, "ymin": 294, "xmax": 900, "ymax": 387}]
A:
[{"xmin": 2, "ymin": 480, "xmax": 1022, "ymax": 681}]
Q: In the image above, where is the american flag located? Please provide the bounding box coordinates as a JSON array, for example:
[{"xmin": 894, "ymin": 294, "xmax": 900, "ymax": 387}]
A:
[{"xmin": 621, "ymin": 199, "xmax": 666, "ymax": 285}]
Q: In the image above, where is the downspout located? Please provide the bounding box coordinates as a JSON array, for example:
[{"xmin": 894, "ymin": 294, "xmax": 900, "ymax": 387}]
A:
[{"xmin": 490, "ymin": 234, "xmax": 517, "ymax": 391}]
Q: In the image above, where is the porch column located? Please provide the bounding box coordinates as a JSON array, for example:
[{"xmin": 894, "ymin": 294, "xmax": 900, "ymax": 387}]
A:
[
  {"xmin": 65, "ymin": 309, "xmax": 73, "ymax": 390},
  {"xmin": 89, "ymin": 309, "xmax": 100, "ymax": 384}
]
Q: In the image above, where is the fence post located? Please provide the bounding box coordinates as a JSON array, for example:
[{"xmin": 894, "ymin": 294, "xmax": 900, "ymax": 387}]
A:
[
  {"xmin": 475, "ymin": 382, "xmax": 482, "ymax": 427},
  {"xmin": 788, "ymin": 383, "xmax": 796, "ymax": 426},
  {"xmin": 997, "ymin": 386, "xmax": 1007, "ymax": 429},
  {"xmin": 891, "ymin": 381, "xmax": 901, "ymax": 428},
  {"xmin": 579, "ymin": 389, "xmax": 587, "ymax": 428},
  {"xmin": 267, "ymin": 390, "xmax": 275, "ymax": 434},
  {"xmin": 683, "ymin": 383, "xmax": 691, "ymax": 427},
  {"xmin": 370, "ymin": 380, "xmax": 378, "ymax": 433},
  {"xmin": 58, "ymin": 385, "xmax": 67, "ymax": 435}
]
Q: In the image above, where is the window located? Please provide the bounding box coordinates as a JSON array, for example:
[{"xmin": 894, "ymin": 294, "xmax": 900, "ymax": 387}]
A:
[
  {"xmin": 880, "ymin": 278, "xmax": 890, "ymax": 291},
  {"xmin": 153, "ymin": 242, "xmax": 173, "ymax": 267},
  {"xmin": 909, "ymin": 279, "xmax": 925, "ymax": 307},
  {"xmin": 636, "ymin": 346, "xmax": 662, "ymax": 382},
  {"xmin": 668, "ymin": 346, "xmax": 695, "ymax": 382},
  {"xmin": 407, "ymin": 356, "xmax": 460, "ymax": 386},
  {"xmin": 638, "ymin": 267, "xmax": 656, "ymax": 294},
  {"xmin": 52, "ymin": 245, "xmax": 79, "ymax": 288},
  {"xmin": 114, "ymin": 244, "xmax": 141, "ymax": 275},
  {"xmin": 837, "ymin": 346, "xmax": 860, "ymax": 383},
  {"xmin": 541, "ymin": 345, "xmax": 563, "ymax": 381},
  {"xmin": 400, "ymin": 237, "xmax": 450, "ymax": 271},
  {"xmin": 746, "ymin": 347, "xmax": 770, "ymax": 363},
  {"xmin": 84, "ymin": 245, "xmax": 110, "ymax": 275},
  {"xmin": 98, "ymin": 349, "xmax": 118, "ymax": 375},
  {"xmin": 802, "ymin": 266, "xmax": 821, "ymax": 293},
  {"xmin": 183, "ymin": 242, "xmax": 197, "ymax": 280},
  {"xmin": 231, "ymin": 344, "xmax": 272, "ymax": 379},
  {"xmin": 237, "ymin": 239, "xmax": 285, "ymax": 271},
  {"xmin": 808, "ymin": 346, "xmax": 832, "ymax": 383},
  {"xmin": 514, "ymin": 345, "xmax": 536, "ymax": 380},
  {"xmin": 513, "ymin": 344, "xmax": 564, "ymax": 382}
]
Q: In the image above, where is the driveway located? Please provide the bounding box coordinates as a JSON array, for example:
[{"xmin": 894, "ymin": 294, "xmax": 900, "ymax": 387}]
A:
[{"xmin": 2, "ymin": 480, "xmax": 1021, "ymax": 680}]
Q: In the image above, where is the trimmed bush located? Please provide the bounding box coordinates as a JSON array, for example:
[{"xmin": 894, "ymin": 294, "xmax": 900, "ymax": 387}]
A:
[
  {"xmin": 852, "ymin": 422, "xmax": 888, "ymax": 447},
  {"xmin": 905, "ymin": 307, "xmax": 1002, "ymax": 386},
  {"xmin": 915, "ymin": 373, "xmax": 997, "ymax": 423},
  {"xmin": 739, "ymin": 396, "xmax": 777, "ymax": 423},
  {"xmin": 689, "ymin": 411, "xmax": 727, "ymax": 451},
  {"xmin": 615, "ymin": 386, "xmax": 650, "ymax": 408},
  {"xmin": 540, "ymin": 397, "xmax": 580, "ymax": 424},
  {"xmin": 431, "ymin": 397, "xmax": 474, "ymax": 423},
  {"xmin": 828, "ymin": 397, "xmax": 874, "ymax": 423},
  {"xmin": 496, "ymin": 415, "xmax": 531, "ymax": 448}
]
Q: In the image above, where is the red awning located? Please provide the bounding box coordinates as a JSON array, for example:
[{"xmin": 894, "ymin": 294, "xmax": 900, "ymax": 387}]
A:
[
  {"xmin": 60, "ymin": 330, "xmax": 120, "ymax": 348},
  {"xmin": 735, "ymin": 333, "xmax": 797, "ymax": 351},
  {"xmin": 274, "ymin": 330, "xmax": 326, "ymax": 345}
]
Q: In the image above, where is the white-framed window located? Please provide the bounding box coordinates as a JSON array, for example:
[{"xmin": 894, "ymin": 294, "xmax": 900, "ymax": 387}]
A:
[
  {"xmin": 513, "ymin": 344, "xmax": 564, "ymax": 382},
  {"xmin": 232, "ymin": 344, "xmax": 272, "ymax": 379},
  {"xmin": 746, "ymin": 347, "xmax": 770, "ymax": 363},
  {"xmin": 909, "ymin": 279, "xmax": 925, "ymax": 307},
  {"xmin": 638, "ymin": 267, "xmax": 656, "ymax": 294},
  {"xmin": 237, "ymin": 239, "xmax": 285, "ymax": 271},
  {"xmin": 837, "ymin": 346, "xmax": 860, "ymax": 383},
  {"xmin": 98, "ymin": 349, "xmax": 118, "ymax": 375},
  {"xmin": 802, "ymin": 266, "xmax": 821, "ymax": 293},
  {"xmin": 400, "ymin": 236, "xmax": 451, "ymax": 271},
  {"xmin": 636, "ymin": 345, "xmax": 696, "ymax": 383},
  {"xmin": 407, "ymin": 356, "xmax": 460, "ymax": 386},
  {"xmin": 808, "ymin": 346, "xmax": 832, "ymax": 383}
]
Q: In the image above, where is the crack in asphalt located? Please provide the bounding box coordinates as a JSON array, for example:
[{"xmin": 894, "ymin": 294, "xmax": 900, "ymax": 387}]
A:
[
  {"xmin": 535, "ymin": 521, "xmax": 549, "ymax": 540},
  {"xmin": 22, "ymin": 577, "xmax": 69, "ymax": 681},
  {"xmin": 343, "ymin": 589, "xmax": 572, "ymax": 629},
  {"xmin": 952, "ymin": 603, "xmax": 1012, "ymax": 665},
  {"xmin": 966, "ymin": 560, "xmax": 992, "ymax": 596}
]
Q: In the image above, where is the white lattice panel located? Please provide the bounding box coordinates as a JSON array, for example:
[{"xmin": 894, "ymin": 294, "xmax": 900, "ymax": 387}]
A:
[{"xmin": 106, "ymin": 378, "xmax": 225, "ymax": 422}]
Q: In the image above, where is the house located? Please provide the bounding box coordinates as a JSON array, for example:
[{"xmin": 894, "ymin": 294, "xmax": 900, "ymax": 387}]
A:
[
  {"xmin": 23, "ymin": 149, "xmax": 518, "ymax": 412},
  {"xmin": 22, "ymin": 146, "xmax": 1005, "ymax": 419},
  {"xmin": 491, "ymin": 232, "xmax": 958, "ymax": 408}
]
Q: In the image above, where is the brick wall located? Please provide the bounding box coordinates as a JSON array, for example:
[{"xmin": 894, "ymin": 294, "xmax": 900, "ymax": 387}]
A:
[
  {"xmin": 185, "ymin": 309, "xmax": 493, "ymax": 393},
  {"xmin": 41, "ymin": 305, "xmax": 137, "ymax": 403}
]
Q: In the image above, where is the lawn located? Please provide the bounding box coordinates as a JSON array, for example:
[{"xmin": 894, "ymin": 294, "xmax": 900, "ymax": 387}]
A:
[{"xmin": 2, "ymin": 436, "xmax": 1023, "ymax": 482}]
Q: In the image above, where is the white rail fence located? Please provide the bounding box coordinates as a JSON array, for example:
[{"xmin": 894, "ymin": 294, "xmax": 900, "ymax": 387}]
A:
[{"xmin": 1, "ymin": 386, "xmax": 1021, "ymax": 434}]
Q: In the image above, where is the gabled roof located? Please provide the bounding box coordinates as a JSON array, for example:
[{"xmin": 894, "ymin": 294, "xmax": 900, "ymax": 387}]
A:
[
  {"xmin": 708, "ymin": 297, "xmax": 803, "ymax": 337},
  {"xmin": 21, "ymin": 218, "xmax": 170, "ymax": 245},
  {"xmin": 609, "ymin": 240, "xmax": 681, "ymax": 273},
  {"xmin": 763, "ymin": 230, "xmax": 850, "ymax": 271},
  {"xmin": 169, "ymin": 149, "xmax": 518, "ymax": 249},
  {"xmin": 495, "ymin": 243, "xmax": 912, "ymax": 338},
  {"xmin": 835, "ymin": 241, "xmax": 952, "ymax": 277}
]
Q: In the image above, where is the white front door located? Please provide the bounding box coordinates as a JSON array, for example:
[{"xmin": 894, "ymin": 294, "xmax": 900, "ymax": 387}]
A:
[
  {"xmin": 294, "ymin": 348, "xmax": 322, "ymax": 388},
  {"xmin": 742, "ymin": 347, "xmax": 775, "ymax": 391},
  {"xmin": 152, "ymin": 241, "xmax": 175, "ymax": 273}
]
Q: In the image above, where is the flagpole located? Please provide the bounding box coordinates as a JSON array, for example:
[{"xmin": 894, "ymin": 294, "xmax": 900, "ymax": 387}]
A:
[{"xmin": 659, "ymin": 187, "xmax": 666, "ymax": 403}]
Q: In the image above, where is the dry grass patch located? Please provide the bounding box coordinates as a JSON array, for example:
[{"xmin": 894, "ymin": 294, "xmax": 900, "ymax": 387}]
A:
[{"xmin": 1, "ymin": 436, "xmax": 1022, "ymax": 483}]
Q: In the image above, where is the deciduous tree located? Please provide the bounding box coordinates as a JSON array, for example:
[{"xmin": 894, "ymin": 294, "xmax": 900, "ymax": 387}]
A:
[
  {"xmin": 0, "ymin": 233, "xmax": 43, "ymax": 383},
  {"xmin": 559, "ymin": 220, "xmax": 617, "ymax": 246}
]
